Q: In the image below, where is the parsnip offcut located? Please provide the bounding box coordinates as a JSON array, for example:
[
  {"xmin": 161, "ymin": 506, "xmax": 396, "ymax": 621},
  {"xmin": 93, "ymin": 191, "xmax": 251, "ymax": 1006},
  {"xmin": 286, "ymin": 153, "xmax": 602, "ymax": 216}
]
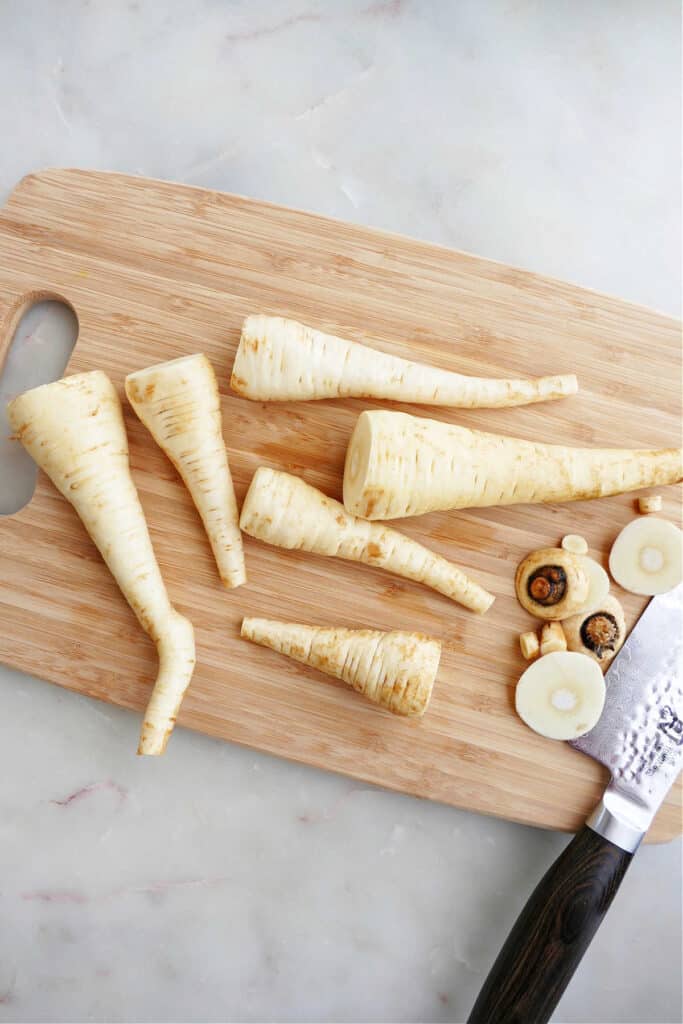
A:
[
  {"xmin": 239, "ymin": 467, "xmax": 493, "ymax": 613},
  {"xmin": 8, "ymin": 372, "xmax": 196, "ymax": 756},
  {"xmin": 231, "ymin": 315, "xmax": 578, "ymax": 409},
  {"xmin": 343, "ymin": 410, "xmax": 683, "ymax": 520},
  {"xmin": 242, "ymin": 618, "xmax": 441, "ymax": 716},
  {"xmin": 126, "ymin": 354, "xmax": 246, "ymax": 588}
]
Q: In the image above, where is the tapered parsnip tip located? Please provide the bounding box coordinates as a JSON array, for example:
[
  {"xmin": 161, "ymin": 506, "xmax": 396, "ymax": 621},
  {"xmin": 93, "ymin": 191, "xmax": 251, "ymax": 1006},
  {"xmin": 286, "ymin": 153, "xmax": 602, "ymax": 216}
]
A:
[{"xmin": 137, "ymin": 726, "xmax": 172, "ymax": 757}]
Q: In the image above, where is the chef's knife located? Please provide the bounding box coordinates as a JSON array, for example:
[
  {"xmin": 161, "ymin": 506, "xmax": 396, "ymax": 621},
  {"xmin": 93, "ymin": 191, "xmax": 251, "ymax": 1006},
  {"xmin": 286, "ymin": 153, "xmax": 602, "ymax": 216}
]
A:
[{"xmin": 468, "ymin": 584, "xmax": 683, "ymax": 1024}]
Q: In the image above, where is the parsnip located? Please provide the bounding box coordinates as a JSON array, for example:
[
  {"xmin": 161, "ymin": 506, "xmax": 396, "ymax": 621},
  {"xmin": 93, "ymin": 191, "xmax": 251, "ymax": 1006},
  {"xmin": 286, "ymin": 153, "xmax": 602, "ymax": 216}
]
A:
[
  {"xmin": 126, "ymin": 354, "xmax": 246, "ymax": 588},
  {"xmin": 8, "ymin": 371, "xmax": 196, "ymax": 756},
  {"xmin": 515, "ymin": 651, "xmax": 605, "ymax": 740},
  {"xmin": 638, "ymin": 495, "xmax": 662, "ymax": 514},
  {"xmin": 343, "ymin": 410, "xmax": 683, "ymax": 520},
  {"xmin": 241, "ymin": 618, "xmax": 441, "ymax": 716},
  {"xmin": 239, "ymin": 467, "xmax": 493, "ymax": 613},
  {"xmin": 231, "ymin": 315, "xmax": 578, "ymax": 409}
]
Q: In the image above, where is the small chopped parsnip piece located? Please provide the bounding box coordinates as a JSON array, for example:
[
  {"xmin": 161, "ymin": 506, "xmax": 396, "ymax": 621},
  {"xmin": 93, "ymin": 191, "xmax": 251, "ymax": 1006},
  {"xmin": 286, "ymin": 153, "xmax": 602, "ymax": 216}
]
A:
[
  {"xmin": 540, "ymin": 622, "xmax": 567, "ymax": 656},
  {"xmin": 343, "ymin": 409, "xmax": 683, "ymax": 520},
  {"xmin": 638, "ymin": 495, "xmax": 662, "ymax": 514},
  {"xmin": 609, "ymin": 517, "xmax": 683, "ymax": 596},
  {"xmin": 515, "ymin": 548, "xmax": 589, "ymax": 621},
  {"xmin": 519, "ymin": 631, "xmax": 540, "ymax": 661},
  {"xmin": 241, "ymin": 618, "xmax": 441, "ymax": 717},
  {"xmin": 515, "ymin": 651, "xmax": 606, "ymax": 740},
  {"xmin": 561, "ymin": 534, "xmax": 588, "ymax": 556}
]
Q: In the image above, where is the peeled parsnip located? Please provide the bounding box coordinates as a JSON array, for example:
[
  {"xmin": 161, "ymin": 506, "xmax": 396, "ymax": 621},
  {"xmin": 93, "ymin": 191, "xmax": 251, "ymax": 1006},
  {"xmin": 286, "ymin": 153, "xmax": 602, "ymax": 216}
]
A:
[
  {"xmin": 231, "ymin": 315, "xmax": 578, "ymax": 408},
  {"xmin": 242, "ymin": 618, "xmax": 441, "ymax": 716},
  {"xmin": 344, "ymin": 410, "xmax": 683, "ymax": 520},
  {"xmin": 8, "ymin": 371, "xmax": 196, "ymax": 756},
  {"xmin": 239, "ymin": 467, "xmax": 493, "ymax": 613},
  {"xmin": 125, "ymin": 354, "xmax": 246, "ymax": 588}
]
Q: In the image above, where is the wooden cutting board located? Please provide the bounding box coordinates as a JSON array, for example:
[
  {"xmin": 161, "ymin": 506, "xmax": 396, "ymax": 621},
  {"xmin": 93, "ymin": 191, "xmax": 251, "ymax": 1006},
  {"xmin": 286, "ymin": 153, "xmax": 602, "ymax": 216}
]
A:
[{"xmin": 0, "ymin": 169, "xmax": 680, "ymax": 841}]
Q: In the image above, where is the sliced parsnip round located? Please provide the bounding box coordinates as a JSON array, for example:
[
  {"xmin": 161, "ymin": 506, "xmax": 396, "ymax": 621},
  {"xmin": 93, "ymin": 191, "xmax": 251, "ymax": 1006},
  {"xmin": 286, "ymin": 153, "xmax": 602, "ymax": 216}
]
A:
[
  {"xmin": 562, "ymin": 534, "xmax": 588, "ymax": 556},
  {"xmin": 579, "ymin": 555, "xmax": 610, "ymax": 610},
  {"xmin": 515, "ymin": 651, "xmax": 606, "ymax": 740},
  {"xmin": 609, "ymin": 517, "xmax": 682, "ymax": 595},
  {"xmin": 515, "ymin": 548, "xmax": 589, "ymax": 621},
  {"xmin": 563, "ymin": 595, "xmax": 626, "ymax": 669}
]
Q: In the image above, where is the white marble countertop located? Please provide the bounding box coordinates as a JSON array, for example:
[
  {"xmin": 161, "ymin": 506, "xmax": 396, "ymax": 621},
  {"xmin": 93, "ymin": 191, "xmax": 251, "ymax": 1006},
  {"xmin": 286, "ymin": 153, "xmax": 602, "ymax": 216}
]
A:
[{"xmin": 0, "ymin": 2, "xmax": 681, "ymax": 1022}]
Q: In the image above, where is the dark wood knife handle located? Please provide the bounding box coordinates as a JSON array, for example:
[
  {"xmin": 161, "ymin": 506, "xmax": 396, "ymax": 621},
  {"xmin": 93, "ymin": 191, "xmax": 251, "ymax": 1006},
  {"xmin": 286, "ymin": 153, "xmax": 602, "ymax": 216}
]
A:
[{"xmin": 467, "ymin": 825, "xmax": 634, "ymax": 1024}]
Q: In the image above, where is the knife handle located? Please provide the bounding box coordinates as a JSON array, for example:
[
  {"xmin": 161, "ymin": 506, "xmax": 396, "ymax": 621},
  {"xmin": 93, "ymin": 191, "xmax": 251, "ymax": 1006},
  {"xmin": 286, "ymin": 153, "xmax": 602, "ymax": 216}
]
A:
[{"xmin": 467, "ymin": 825, "xmax": 634, "ymax": 1024}]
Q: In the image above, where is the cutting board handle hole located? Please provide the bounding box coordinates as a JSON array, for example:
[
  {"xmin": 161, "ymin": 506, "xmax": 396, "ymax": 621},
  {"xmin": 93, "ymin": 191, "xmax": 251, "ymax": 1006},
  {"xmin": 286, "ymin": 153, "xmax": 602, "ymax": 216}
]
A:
[{"xmin": 0, "ymin": 296, "xmax": 79, "ymax": 515}]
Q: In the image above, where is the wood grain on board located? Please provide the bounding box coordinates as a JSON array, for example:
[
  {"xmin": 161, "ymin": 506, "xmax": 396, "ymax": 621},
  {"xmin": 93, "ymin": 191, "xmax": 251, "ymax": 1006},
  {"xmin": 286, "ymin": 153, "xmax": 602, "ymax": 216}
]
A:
[{"xmin": 0, "ymin": 169, "xmax": 680, "ymax": 840}]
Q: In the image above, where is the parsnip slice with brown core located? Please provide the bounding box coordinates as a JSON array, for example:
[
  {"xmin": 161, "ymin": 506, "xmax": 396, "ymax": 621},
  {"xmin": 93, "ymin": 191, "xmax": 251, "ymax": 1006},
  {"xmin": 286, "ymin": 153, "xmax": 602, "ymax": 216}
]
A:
[
  {"xmin": 515, "ymin": 651, "xmax": 606, "ymax": 740},
  {"xmin": 239, "ymin": 468, "xmax": 493, "ymax": 613},
  {"xmin": 609, "ymin": 517, "xmax": 682, "ymax": 595},
  {"xmin": 241, "ymin": 618, "xmax": 441, "ymax": 717},
  {"xmin": 126, "ymin": 354, "xmax": 246, "ymax": 589},
  {"xmin": 8, "ymin": 371, "xmax": 196, "ymax": 756},
  {"xmin": 231, "ymin": 315, "xmax": 578, "ymax": 408},
  {"xmin": 515, "ymin": 548, "xmax": 589, "ymax": 621},
  {"xmin": 343, "ymin": 410, "xmax": 683, "ymax": 520},
  {"xmin": 563, "ymin": 595, "xmax": 626, "ymax": 669}
]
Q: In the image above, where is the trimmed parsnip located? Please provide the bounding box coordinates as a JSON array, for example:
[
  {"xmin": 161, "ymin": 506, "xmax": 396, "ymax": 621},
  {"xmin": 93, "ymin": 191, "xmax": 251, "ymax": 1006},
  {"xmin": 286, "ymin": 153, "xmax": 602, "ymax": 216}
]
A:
[
  {"xmin": 231, "ymin": 315, "xmax": 578, "ymax": 408},
  {"xmin": 343, "ymin": 410, "xmax": 683, "ymax": 520},
  {"xmin": 8, "ymin": 371, "xmax": 196, "ymax": 756},
  {"xmin": 241, "ymin": 618, "xmax": 441, "ymax": 716},
  {"xmin": 239, "ymin": 467, "xmax": 493, "ymax": 613},
  {"xmin": 126, "ymin": 354, "xmax": 246, "ymax": 589}
]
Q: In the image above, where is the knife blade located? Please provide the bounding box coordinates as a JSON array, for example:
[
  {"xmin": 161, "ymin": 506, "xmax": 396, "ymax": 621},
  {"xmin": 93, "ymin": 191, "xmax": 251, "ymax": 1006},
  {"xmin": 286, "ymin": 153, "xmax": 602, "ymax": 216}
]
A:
[
  {"xmin": 571, "ymin": 582, "xmax": 683, "ymax": 851},
  {"xmin": 469, "ymin": 585, "xmax": 683, "ymax": 1024}
]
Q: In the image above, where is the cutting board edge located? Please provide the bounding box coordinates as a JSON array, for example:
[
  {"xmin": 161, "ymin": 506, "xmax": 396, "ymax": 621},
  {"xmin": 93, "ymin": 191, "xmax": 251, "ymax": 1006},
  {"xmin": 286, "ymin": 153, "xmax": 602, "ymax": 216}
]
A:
[{"xmin": 3, "ymin": 167, "xmax": 681, "ymax": 329}]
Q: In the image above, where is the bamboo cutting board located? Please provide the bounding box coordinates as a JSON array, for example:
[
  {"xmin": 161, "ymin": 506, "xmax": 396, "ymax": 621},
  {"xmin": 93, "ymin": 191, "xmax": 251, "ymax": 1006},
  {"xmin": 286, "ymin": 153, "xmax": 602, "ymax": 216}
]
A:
[{"xmin": 0, "ymin": 169, "xmax": 681, "ymax": 841}]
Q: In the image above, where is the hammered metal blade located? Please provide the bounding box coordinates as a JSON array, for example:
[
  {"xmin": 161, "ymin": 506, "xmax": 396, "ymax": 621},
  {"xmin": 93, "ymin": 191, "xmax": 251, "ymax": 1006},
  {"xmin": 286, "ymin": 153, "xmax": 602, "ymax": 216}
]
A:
[{"xmin": 570, "ymin": 584, "xmax": 683, "ymax": 832}]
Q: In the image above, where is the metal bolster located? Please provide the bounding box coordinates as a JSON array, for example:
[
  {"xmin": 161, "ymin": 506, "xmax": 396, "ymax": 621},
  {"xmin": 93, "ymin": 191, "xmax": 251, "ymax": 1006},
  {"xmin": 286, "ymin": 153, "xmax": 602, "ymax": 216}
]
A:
[{"xmin": 586, "ymin": 797, "xmax": 647, "ymax": 854}]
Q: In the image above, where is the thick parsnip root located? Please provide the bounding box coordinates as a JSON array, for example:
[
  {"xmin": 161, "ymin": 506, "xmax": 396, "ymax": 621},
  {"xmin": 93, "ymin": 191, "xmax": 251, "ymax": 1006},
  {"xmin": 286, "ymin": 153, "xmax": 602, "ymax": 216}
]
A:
[
  {"xmin": 126, "ymin": 354, "xmax": 246, "ymax": 588},
  {"xmin": 8, "ymin": 371, "xmax": 196, "ymax": 756},
  {"xmin": 231, "ymin": 315, "xmax": 578, "ymax": 409},
  {"xmin": 343, "ymin": 410, "xmax": 683, "ymax": 520},
  {"xmin": 242, "ymin": 618, "xmax": 441, "ymax": 716},
  {"xmin": 240, "ymin": 468, "xmax": 493, "ymax": 613}
]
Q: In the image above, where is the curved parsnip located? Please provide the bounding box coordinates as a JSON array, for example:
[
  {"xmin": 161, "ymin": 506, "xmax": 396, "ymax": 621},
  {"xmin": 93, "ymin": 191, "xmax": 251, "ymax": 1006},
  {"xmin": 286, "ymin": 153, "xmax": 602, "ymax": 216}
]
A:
[
  {"xmin": 231, "ymin": 315, "xmax": 578, "ymax": 408},
  {"xmin": 8, "ymin": 371, "xmax": 196, "ymax": 756},
  {"xmin": 239, "ymin": 468, "xmax": 493, "ymax": 613},
  {"xmin": 242, "ymin": 618, "xmax": 440, "ymax": 717},
  {"xmin": 125, "ymin": 354, "xmax": 246, "ymax": 588},
  {"xmin": 344, "ymin": 410, "xmax": 683, "ymax": 520}
]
